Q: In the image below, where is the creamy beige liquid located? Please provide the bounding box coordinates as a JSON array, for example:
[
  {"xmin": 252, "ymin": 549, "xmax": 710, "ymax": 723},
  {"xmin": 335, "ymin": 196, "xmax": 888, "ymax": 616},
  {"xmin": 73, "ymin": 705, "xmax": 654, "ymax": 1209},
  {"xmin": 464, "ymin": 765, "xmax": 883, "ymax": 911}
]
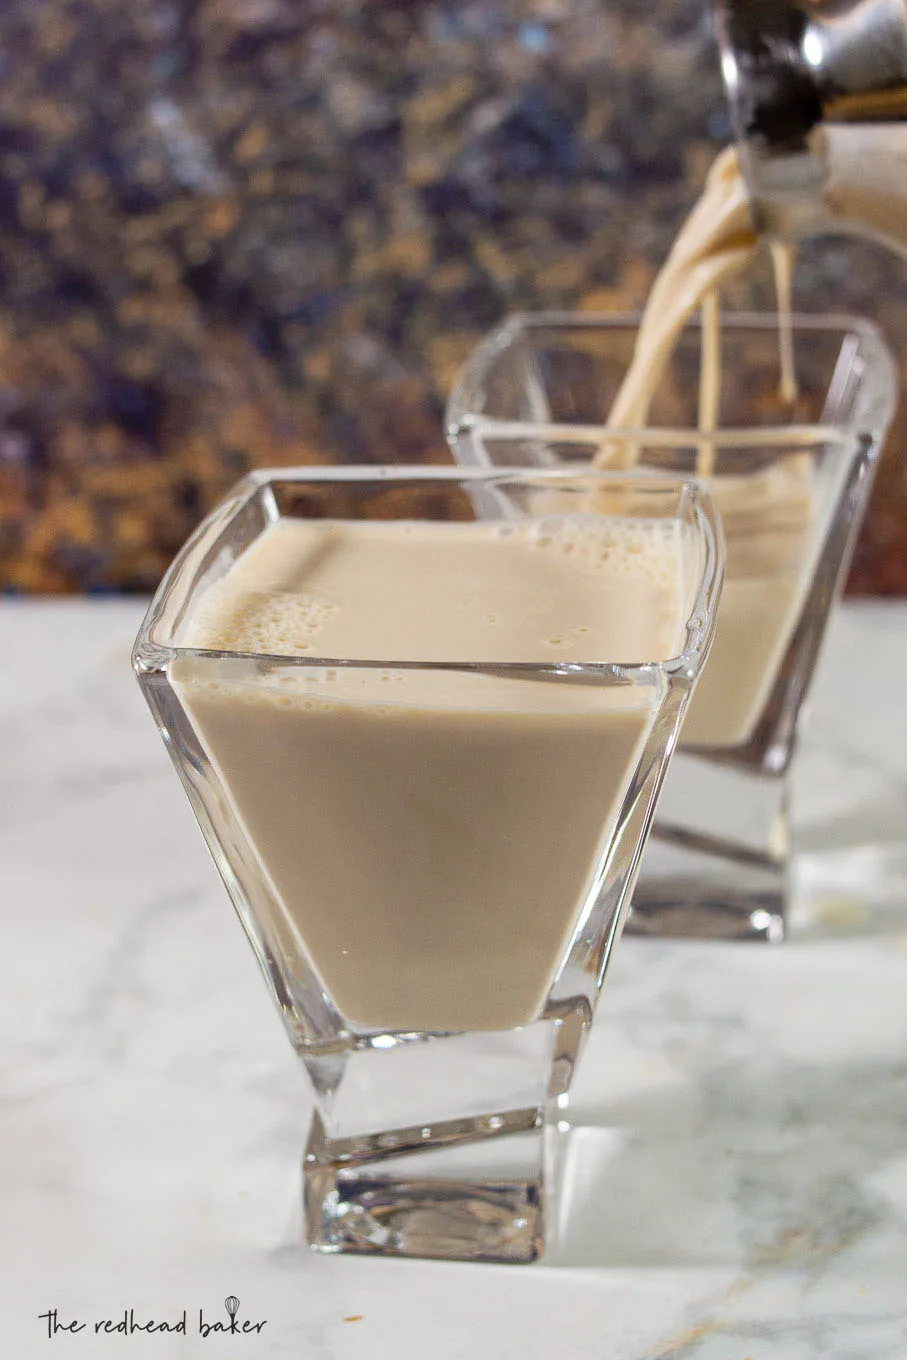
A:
[
  {"xmin": 175, "ymin": 516, "xmax": 687, "ymax": 1033},
  {"xmin": 771, "ymin": 240, "xmax": 799, "ymax": 406},
  {"xmin": 596, "ymin": 147, "xmax": 815, "ymax": 749},
  {"xmin": 677, "ymin": 455, "xmax": 813, "ymax": 746},
  {"xmin": 605, "ymin": 147, "xmax": 759, "ymax": 442}
]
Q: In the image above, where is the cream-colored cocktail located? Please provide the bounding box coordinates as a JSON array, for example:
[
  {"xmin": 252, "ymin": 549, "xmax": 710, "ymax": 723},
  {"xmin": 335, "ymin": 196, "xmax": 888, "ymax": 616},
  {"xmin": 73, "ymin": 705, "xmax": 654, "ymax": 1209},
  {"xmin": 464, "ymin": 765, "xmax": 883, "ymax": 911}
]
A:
[{"xmin": 175, "ymin": 515, "xmax": 688, "ymax": 1031}]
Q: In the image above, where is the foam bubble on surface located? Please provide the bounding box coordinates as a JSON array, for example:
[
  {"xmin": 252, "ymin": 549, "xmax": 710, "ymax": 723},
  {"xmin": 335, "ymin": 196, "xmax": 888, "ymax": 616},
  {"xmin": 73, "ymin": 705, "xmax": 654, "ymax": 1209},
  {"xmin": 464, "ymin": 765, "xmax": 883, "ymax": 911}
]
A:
[
  {"xmin": 184, "ymin": 585, "xmax": 337, "ymax": 656},
  {"xmin": 526, "ymin": 516, "xmax": 682, "ymax": 588},
  {"xmin": 178, "ymin": 516, "xmax": 687, "ymax": 668}
]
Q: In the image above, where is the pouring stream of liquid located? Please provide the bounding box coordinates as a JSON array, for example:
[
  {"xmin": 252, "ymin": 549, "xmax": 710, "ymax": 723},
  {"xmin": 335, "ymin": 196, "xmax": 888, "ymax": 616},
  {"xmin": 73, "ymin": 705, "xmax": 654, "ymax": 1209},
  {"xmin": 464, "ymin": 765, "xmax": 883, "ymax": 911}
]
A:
[{"xmin": 598, "ymin": 145, "xmax": 802, "ymax": 475}]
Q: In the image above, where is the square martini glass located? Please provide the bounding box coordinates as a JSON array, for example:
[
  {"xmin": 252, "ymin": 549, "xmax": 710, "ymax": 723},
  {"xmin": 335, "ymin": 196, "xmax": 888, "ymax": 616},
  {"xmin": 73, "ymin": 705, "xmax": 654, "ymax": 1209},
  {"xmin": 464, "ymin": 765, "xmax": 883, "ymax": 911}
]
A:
[
  {"xmin": 133, "ymin": 466, "xmax": 722, "ymax": 1263},
  {"xmin": 447, "ymin": 313, "xmax": 896, "ymax": 942}
]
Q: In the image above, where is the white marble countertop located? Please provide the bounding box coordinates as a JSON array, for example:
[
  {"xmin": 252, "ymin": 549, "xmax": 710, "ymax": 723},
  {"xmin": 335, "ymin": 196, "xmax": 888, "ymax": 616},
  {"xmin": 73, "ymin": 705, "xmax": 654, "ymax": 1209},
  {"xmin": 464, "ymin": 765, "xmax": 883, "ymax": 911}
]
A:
[{"xmin": 1, "ymin": 599, "xmax": 906, "ymax": 1359}]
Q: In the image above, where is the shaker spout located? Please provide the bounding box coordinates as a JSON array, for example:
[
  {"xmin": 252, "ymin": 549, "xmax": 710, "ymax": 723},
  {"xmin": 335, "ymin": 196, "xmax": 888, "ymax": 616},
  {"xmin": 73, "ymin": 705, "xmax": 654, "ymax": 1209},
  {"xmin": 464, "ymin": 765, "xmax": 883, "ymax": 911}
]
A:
[{"xmin": 715, "ymin": 0, "xmax": 907, "ymax": 246}]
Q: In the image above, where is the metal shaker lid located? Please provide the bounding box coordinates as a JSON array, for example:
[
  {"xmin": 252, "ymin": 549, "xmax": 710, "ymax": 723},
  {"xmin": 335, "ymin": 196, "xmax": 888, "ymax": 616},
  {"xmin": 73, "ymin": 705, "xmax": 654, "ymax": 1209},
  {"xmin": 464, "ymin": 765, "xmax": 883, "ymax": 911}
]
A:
[{"xmin": 716, "ymin": 0, "xmax": 907, "ymax": 218}]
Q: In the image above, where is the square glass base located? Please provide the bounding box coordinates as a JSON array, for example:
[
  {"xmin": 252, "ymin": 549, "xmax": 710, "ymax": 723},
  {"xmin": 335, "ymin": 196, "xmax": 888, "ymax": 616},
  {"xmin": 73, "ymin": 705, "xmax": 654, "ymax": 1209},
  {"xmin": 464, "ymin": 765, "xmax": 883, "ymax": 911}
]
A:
[
  {"xmin": 304, "ymin": 1106, "xmax": 551, "ymax": 1263},
  {"xmin": 628, "ymin": 752, "xmax": 789, "ymax": 942}
]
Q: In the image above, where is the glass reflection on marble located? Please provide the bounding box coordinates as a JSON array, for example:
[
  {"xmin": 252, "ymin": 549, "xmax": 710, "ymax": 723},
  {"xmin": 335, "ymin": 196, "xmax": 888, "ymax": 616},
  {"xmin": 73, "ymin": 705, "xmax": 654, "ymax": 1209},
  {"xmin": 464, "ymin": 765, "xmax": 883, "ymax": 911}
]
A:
[
  {"xmin": 132, "ymin": 466, "xmax": 722, "ymax": 1263},
  {"xmin": 447, "ymin": 313, "xmax": 897, "ymax": 943}
]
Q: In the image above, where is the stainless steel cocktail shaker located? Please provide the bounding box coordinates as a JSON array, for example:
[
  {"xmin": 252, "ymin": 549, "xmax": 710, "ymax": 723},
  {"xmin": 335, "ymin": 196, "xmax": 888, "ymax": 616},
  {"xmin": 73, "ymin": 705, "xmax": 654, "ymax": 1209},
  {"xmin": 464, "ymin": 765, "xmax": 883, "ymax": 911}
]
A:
[{"xmin": 716, "ymin": 0, "xmax": 907, "ymax": 249}]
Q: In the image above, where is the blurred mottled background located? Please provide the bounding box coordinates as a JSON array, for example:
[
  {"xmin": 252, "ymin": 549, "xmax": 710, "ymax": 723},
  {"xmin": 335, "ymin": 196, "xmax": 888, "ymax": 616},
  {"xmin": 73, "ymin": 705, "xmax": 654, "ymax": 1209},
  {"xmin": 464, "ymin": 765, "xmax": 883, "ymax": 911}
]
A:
[{"xmin": 0, "ymin": 0, "xmax": 905, "ymax": 593}]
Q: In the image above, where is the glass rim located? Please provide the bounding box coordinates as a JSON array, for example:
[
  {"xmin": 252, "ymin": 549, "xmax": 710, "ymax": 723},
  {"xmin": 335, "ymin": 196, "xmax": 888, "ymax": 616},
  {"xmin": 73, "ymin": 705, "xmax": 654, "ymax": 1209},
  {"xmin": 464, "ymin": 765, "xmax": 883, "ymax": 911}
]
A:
[
  {"xmin": 133, "ymin": 464, "xmax": 724, "ymax": 681},
  {"xmin": 445, "ymin": 308, "xmax": 898, "ymax": 446}
]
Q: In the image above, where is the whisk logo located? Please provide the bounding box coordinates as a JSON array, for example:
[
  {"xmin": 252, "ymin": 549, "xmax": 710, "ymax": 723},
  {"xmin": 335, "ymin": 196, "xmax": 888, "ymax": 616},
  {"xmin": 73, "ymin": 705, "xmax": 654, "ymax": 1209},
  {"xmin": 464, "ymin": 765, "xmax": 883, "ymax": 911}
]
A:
[{"xmin": 198, "ymin": 1295, "xmax": 267, "ymax": 1337}]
